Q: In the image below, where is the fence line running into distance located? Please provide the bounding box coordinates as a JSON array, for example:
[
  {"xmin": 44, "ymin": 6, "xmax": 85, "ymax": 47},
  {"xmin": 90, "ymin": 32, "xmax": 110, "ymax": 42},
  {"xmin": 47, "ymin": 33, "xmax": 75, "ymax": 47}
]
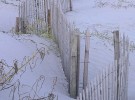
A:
[{"xmin": 18, "ymin": 0, "xmax": 130, "ymax": 99}]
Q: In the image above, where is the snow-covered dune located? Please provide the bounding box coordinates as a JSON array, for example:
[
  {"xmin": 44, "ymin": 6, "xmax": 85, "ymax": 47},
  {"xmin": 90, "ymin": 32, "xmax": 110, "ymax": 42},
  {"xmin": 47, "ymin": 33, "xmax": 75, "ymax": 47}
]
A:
[
  {"xmin": 0, "ymin": 32, "xmax": 72, "ymax": 100},
  {"xmin": 66, "ymin": 0, "xmax": 135, "ymax": 100},
  {"xmin": 0, "ymin": 1, "xmax": 73, "ymax": 100}
]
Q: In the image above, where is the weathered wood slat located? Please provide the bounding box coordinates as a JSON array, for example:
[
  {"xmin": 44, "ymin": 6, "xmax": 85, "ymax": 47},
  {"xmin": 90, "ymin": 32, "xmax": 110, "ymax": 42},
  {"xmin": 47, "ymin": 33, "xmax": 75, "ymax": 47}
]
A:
[{"xmin": 83, "ymin": 30, "xmax": 90, "ymax": 89}]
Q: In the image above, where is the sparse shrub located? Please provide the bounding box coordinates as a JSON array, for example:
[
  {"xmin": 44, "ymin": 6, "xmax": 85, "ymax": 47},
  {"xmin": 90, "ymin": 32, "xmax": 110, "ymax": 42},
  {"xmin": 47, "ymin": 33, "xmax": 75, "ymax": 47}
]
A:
[{"xmin": 94, "ymin": 0, "xmax": 135, "ymax": 8}]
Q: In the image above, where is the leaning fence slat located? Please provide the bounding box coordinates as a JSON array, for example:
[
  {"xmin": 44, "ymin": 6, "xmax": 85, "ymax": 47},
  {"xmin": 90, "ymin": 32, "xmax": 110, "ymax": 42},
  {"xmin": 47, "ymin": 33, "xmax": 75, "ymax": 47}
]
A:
[
  {"xmin": 95, "ymin": 77, "xmax": 97, "ymax": 100},
  {"xmin": 125, "ymin": 37, "xmax": 129, "ymax": 100},
  {"xmin": 122, "ymin": 35, "xmax": 126, "ymax": 100},
  {"xmin": 108, "ymin": 65, "xmax": 111, "ymax": 100},
  {"xmin": 91, "ymin": 82, "xmax": 94, "ymax": 100},
  {"xmin": 114, "ymin": 61, "xmax": 117, "ymax": 100},
  {"xmin": 70, "ymin": 34, "xmax": 78, "ymax": 98},
  {"xmin": 96, "ymin": 76, "xmax": 100, "ymax": 100},
  {"xmin": 82, "ymin": 90, "xmax": 85, "ymax": 100},
  {"xmin": 99, "ymin": 74, "xmax": 102, "ymax": 100},
  {"xmin": 111, "ymin": 64, "xmax": 114, "ymax": 100},
  {"xmin": 106, "ymin": 67, "xmax": 108, "ymax": 100},
  {"xmin": 85, "ymin": 86, "xmax": 89, "ymax": 100},
  {"xmin": 113, "ymin": 31, "xmax": 120, "ymax": 100},
  {"xmin": 93, "ymin": 79, "xmax": 97, "ymax": 100},
  {"xmin": 119, "ymin": 59, "xmax": 122, "ymax": 100},
  {"xmin": 103, "ymin": 69, "xmax": 105, "ymax": 100},
  {"xmin": 77, "ymin": 34, "xmax": 80, "ymax": 95},
  {"xmin": 80, "ymin": 93, "xmax": 83, "ymax": 100},
  {"xmin": 89, "ymin": 83, "xmax": 92, "ymax": 100},
  {"xmin": 83, "ymin": 30, "xmax": 90, "ymax": 89}
]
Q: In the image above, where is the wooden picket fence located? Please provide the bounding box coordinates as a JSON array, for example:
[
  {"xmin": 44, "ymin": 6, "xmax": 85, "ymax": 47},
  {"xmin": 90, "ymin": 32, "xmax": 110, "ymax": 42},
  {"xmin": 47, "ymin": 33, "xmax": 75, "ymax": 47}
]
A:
[
  {"xmin": 18, "ymin": 0, "xmax": 130, "ymax": 99},
  {"xmin": 18, "ymin": 0, "xmax": 79, "ymax": 98},
  {"xmin": 77, "ymin": 32, "xmax": 129, "ymax": 100},
  {"xmin": 50, "ymin": 0, "xmax": 80, "ymax": 98},
  {"xmin": 18, "ymin": 0, "xmax": 71, "ymax": 34}
]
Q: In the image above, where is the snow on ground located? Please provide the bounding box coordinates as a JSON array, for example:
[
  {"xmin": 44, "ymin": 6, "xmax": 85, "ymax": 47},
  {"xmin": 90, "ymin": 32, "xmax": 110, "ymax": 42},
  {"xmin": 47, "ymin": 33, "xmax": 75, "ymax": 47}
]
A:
[
  {"xmin": 66, "ymin": 0, "xmax": 135, "ymax": 100},
  {"xmin": 0, "ymin": 32, "xmax": 70, "ymax": 100},
  {"xmin": 0, "ymin": 1, "xmax": 73, "ymax": 100}
]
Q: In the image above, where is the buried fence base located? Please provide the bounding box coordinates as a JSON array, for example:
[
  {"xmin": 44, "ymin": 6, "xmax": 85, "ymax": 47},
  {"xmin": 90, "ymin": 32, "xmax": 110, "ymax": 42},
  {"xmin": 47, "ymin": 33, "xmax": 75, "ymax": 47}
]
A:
[
  {"xmin": 21, "ymin": 20, "xmax": 26, "ymax": 34},
  {"xmin": 15, "ymin": 17, "xmax": 20, "ymax": 33},
  {"xmin": 16, "ymin": 17, "xmax": 26, "ymax": 34}
]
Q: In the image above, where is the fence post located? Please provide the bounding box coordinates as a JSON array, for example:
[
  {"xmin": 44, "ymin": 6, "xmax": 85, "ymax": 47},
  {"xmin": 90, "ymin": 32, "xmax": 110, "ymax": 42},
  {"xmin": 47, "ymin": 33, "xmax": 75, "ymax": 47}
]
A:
[
  {"xmin": 21, "ymin": 2, "xmax": 26, "ymax": 34},
  {"xmin": 47, "ymin": 0, "xmax": 51, "ymax": 34},
  {"xmin": 83, "ymin": 30, "xmax": 90, "ymax": 89},
  {"xmin": 113, "ymin": 30, "xmax": 120, "ymax": 100},
  {"xmin": 69, "ymin": 0, "xmax": 72, "ymax": 11},
  {"xmin": 77, "ymin": 34, "xmax": 80, "ymax": 96},
  {"xmin": 15, "ymin": 17, "xmax": 20, "ymax": 33},
  {"xmin": 47, "ymin": 9, "xmax": 51, "ymax": 33},
  {"xmin": 70, "ymin": 34, "xmax": 78, "ymax": 98}
]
